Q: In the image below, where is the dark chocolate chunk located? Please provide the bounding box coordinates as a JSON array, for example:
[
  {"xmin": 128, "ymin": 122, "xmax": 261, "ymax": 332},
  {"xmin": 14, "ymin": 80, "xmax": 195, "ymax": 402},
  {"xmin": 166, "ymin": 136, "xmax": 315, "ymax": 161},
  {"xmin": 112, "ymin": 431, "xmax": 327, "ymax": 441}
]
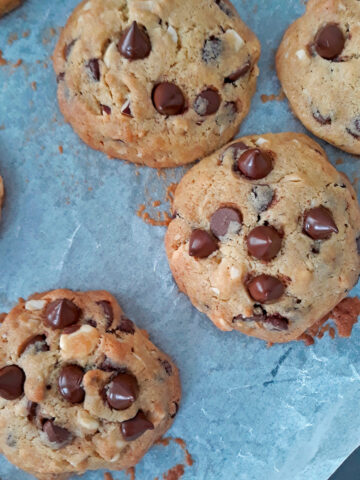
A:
[
  {"xmin": 86, "ymin": 58, "xmax": 100, "ymax": 81},
  {"xmin": 152, "ymin": 82, "xmax": 185, "ymax": 116},
  {"xmin": 58, "ymin": 365, "xmax": 85, "ymax": 404},
  {"xmin": 237, "ymin": 148, "xmax": 273, "ymax": 180},
  {"xmin": 313, "ymin": 110, "xmax": 332, "ymax": 125},
  {"xmin": 189, "ymin": 229, "xmax": 218, "ymax": 258},
  {"xmin": 0, "ymin": 365, "xmax": 25, "ymax": 400},
  {"xmin": 19, "ymin": 335, "xmax": 49, "ymax": 355},
  {"xmin": 118, "ymin": 21, "xmax": 151, "ymax": 60},
  {"xmin": 45, "ymin": 299, "xmax": 81, "ymax": 330},
  {"xmin": 225, "ymin": 61, "xmax": 251, "ymax": 83},
  {"xmin": 105, "ymin": 373, "xmax": 139, "ymax": 410},
  {"xmin": 247, "ymin": 226, "xmax": 282, "ymax": 261},
  {"xmin": 121, "ymin": 410, "xmax": 154, "ymax": 441},
  {"xmin": 247, "ymin": 275, "xmax": 285, "ymax": 303},
  {"xmin": 42, "ymin": 420, "xmax": 72, "ymax": 446},
  {"xmin": 303, "ymin": 206, "xmax": 338, "ymax": 240},
  {"xmin": 210, "ymin": 207, "xmax": 242, "ymax": 238},
  {"xmin": 97, "ymin": 300, "xmax": 114, "ymax": 329},
  {"xmin": 194, "ymin": 89, "xmax": 221, "ymax": 116},
  {"xmin": 315, "ymin": 24, "xmax": 345, "ymax": 60},
  {"xmin": 159, "ymin": 359, "xmax": 172, "ymax": 376}
]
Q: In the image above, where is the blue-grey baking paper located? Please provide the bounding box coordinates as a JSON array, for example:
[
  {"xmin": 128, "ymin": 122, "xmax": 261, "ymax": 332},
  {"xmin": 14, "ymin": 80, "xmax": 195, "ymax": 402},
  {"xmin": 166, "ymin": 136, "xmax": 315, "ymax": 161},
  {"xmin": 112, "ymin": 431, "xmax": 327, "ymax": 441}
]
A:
[{"xmin": 0, "ymin": 1, "xmax": 359, "ymax": 479}]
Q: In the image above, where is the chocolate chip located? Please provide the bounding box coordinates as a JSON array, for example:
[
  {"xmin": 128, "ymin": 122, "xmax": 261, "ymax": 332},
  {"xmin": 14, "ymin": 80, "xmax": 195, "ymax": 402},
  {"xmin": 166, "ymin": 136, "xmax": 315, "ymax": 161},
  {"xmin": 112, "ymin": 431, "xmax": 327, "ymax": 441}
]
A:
[
  {"xmin": 56, "ymin": 72, "xmax": 65, "ymax": 83},
  {"xmin": 152, "ymin": 82, "xmax": 185, "ymax": 116},
  {"xmin": 58, "ymin": 365, "xmax": 85, "ymax": 404},
  {"xmin": 202, "ymin": 36, "xmax": 222, "ymax": 63},
  {"xmin": 357, "ymin": 236, "xmax": 360, "ymax": 254},
  {"xmin": 105, "ymin": 373, "xmax": 139, "ymax": 410},
  {"xmin": 215, "ymin": 0, "xmax": 233, "ymax": 16},
  {"xmin": 210, "ymin": 207, "xmax": 242, "ymax": 239},
  {"xmin": 315, "ymin": 24, "xmax": 345, "ymax": 60},
  {"xmin": 250, "ymin": 185, "xmax": 274, "ymax": 213},
  {"xmin": 19, "ymin": 335, "xmax": 49, "ymax": 355},
  {"xmin": 0, "ymin": 365, "xmax": 25, "ymax": 400},
  {"xmin": 118, "ymin": 21, "xmax": 151, "ymax": 60},
  {"xmin": 160, "ymin": 359, "xmax": 172, "ymax": 376},
  {"xmin": 121, "ymin": 410, "xmax": 154, "ymax": 441},
  {"xmin": 313, "ymin": 110, "xmax": 331, "ymax": 125},
  {"xmin": 194, "ymin": 89, "xmax": 221, "ymax": 116},
  {"xmin": 247, "ymin": 275, "xmax": 285, "ymax": 303},
  {"xmin": 115, "ymin": 316, "xmax": 136, "ymax": 334},
  {"xmin": 121, "ymin": 100, "xmax": 133, "ymax": 118},
  {"xmin": 225, "ymin": 61, "xmax": 251, "ymax": 83},
  {"xmin": 86, "ymin": 58, "xmax": 100, "ymax": 81},
  {"xmin": 86, "ymin": 319, "xmax": 97, "ymax": 328},
  {"xmin": 42, "ymin": 420, "xmax": 72, "ymax": 446},
  {"xmin": 237, "ymin": 148, "xmax": 273, "ymax": 180},
  {"xmin": 170, "ymin": 401, "xmax": 179, "ymax": 418},
  {"xmin": 64, "ymin": 39, "xmax": 76, "ymax": 60},
  {"xmin": 101, "ymin": 104, "xmax": 112, "ymax": 115},
  {"xmin": 346, "ymin": 117, "xmax": 360, "ymax": 139},
  {"xmin": 62, "ymin": 324, "xmax": 81, "ymax": 335},
  {"xmin": 27, "ymin": 401, "xmax": 38, "ymax": 422},
  {"xmin": 98, "ymin": 357, "xmax": 126, "ymax": 373},
  {"xmin": 303, "ymin": 206, "xmax": 338, "ymax": 240},
  {"xmin": 247, "ymin": 226, "xmax": 282, "ymax": 261},
  {"xmin": 45, "ymin": 299, "xmax": 81, "ymax": 330},
  {"xmin": 97, "ymin": 300, "xmax": 114, "ymax": 329},
  {"xmin": 234, "ymin": 313, "xmax": 289, "ymax": 331},
  {"xmin": 6, "ymin": 434, "xmax": 16, "ymax": 447},
  {"xmin": 189, "ymin": 229, "xmax": 218, "ymax": 258}
]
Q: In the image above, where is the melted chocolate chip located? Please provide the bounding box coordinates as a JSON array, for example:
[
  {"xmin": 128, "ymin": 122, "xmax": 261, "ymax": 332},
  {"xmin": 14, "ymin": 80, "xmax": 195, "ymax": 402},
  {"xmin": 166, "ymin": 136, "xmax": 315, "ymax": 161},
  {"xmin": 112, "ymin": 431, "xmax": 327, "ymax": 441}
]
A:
[
  {"xmin": 118, "ymin": 21, "xmax": 151, "ymax": 60},
  {"xmin": 86, "ymin": 319, "xmax": 97, "ymax": 328},
  {"xmin": 250, "ymin": 185, "xmax": 274, "ymax": 213},
  {"xmin": 97, "ymin": 300, "xmax": 114, "ymax": 329},
  {"xmin": 115, "ymin": 316, "xmax": 136, "ymax": 334},
  {"xmin": 64, "ymin": 39, "xmax": 76, "ymax": 60},
  {"xmin": 237, "ymin": 148, "xmax": 273, "ymax": 180},
  {"xmin": 27, "ymin": 401, "xmax": 38, "ymax": 422},
  {"xmin": 0, "ymin": 365, "xmax": 25, "ymax": 400},
  {"xmin": 62, "ymin": 324, "xmax": 81, "ymax": 335},
  {"xmin": 303, "ymin": 206, "xmax": 338, "ymax": 240},
  {"xmin": 56, "ymin": 72, "xmax": 65, "ymax": 83},
  {"xmin": 247, "ymin": 226, "xmax": 282, "ymax": 261},
  {"xmin": 234, "ymin": 313, "xmax": 288, "ymax": 331},
  {"xmin": 215, "ymin": 0, "xmax": 233, "ymax": 16},
  {"xmin": 105, "ymin": 373, "xmax": 139, "ymax": 410},
  {"xmin": 160, "ymin": 359, "xmax": 172, "ymax": 376},
  {"xmin": 346, "ymin": 117, "xmax": 360, "ymax": 139},
  {"xmin": 45, "ymin": 299, "xmax": 81, "ymax": 330},
  {"xmin": 202, "ymin": 36, "xmax": 222, "ymax": 63},
  {"xmin": 210, "ymin": 207, "xmax": 242, "ymax": 239},
  {"xmin": 86, "ymin": 59, "xmax": 100, "ymax": 81},
  {"xmin": 315, "ymin": 24, "xmax": 345, "ymax": 60},
  {"xmin": 225, "ymin": 61, "xmax": 251, "ymax": 83},
  {"xmin": 189, "ymin": 229, "xmax": 218, "ymax": 258},
  {"xmin": 121, "ymin": 101, "xmax": 133, "ymax": 117},
  {"xmin": 313, "ymin": 110, "xmax": 331, "ymax": 125},
  {"xmin": 247, "ymin": 275, "xmax": 285, "ymax": 303},
  {"xmin": 58, "ymin": 365, "xmax": 85, "ymax": 404},
  {"xmin": 101, "ymin": 104, "xmax": 112, "ymax": 115},
  {"xmin": 121, "ymin": 410, "xmax": 154, "ymax": 441},
  {"xmin": 194, "ymin": 89, "xmax": 221, "ymax": 116},
  {"xmin": 152, "ymin": 82, "xmax": 185, "ymax": 116},
  {"xmin": 357, "ymin": 236, "xmax": 360, "ymax": 254},
  {"xmin": 19, "ymin": 335, "xmax": 49, "ymax": 355},
  {"xmin": 42, "ymin": 420, "xmax": 72, "ymax": 446}
]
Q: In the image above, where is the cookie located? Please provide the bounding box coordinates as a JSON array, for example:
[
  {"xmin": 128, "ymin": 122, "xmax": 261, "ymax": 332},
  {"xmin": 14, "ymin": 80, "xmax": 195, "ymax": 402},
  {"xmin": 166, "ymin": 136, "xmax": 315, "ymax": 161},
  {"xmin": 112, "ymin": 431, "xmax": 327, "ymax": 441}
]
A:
[
  {"xmin": 277, "ymin": 0, "xmax": 360, "ymax": 154},
  {"xmin": 0, "ymin": 0, "xmax": 22, "ymax": 17},
  {"xmin": 0, "ymin": 289, "xmax": 180, "ymax": 479},
  {"xmin": 165, "ymin": 133, "xmax": 360, "ymax": 343},
  {"xmin": 53, "ymin": 0, "xmax": 260, "ymax": 168}
]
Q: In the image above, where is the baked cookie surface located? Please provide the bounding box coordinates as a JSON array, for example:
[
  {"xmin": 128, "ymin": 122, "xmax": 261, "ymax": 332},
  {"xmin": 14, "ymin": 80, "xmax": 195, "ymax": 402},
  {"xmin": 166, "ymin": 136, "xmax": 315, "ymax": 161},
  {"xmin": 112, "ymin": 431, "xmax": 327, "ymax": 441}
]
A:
[
  {"xmin": 277, "ymin": 0, "xmax": 360, "ymax": 154},
  {"xmin": 0, "ymin": 0, "xmax": 22, "ymax": 17},
  {"xmin": 165, "ymin": 133, "xmax": 360, "ymax": 343},
  {"xmin": 0, "ymin": 289, "xmax": 180, "ymax": 479},
  {"xmin": 53, "ymin": 0, "xmax": 260, "ymax": 167}
]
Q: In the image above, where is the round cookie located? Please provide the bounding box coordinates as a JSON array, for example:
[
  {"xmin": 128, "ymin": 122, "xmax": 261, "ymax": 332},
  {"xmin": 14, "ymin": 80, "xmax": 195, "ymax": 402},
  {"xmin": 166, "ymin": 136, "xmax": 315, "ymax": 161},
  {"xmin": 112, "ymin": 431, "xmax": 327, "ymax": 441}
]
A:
[
  {"xmin": 0, "ymin": 289, "xmax": 180, "ymax": 479},
  {"xmin": 53, "ymin": 0, "xmax": 260, "ymax": 168},
  {"xmin": 165, "ymin": 133, "xmax": 360, "ymax": 343},
  {"xmin": 277, "ymin": 0, "xmax": 360, "ymax": 155},
  {"xmin": 0, "ymin": 0, "xmax": 22, "ymax": 17}
]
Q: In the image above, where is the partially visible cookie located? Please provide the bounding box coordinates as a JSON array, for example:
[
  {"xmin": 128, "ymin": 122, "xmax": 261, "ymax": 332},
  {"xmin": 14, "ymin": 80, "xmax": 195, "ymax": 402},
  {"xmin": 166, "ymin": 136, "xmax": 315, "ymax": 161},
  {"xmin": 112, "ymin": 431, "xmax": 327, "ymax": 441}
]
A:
[
  {"xmin": 0, "ymin": 289, "xmax": 181, "ymax": 479},
  {"xmin": 165, "ymin": 133, "xmax": 360, "ymax": 343},
  {"xmin": 277, "ymin": 0, "xmax": 360, "ymax": 154},
  {"xmin": 0, "ymin": 0, "xmax": 22, "ymax": 17},
  {"xmin": 53, "ymin": 0, "xmax": 260, "ymax": 167}
]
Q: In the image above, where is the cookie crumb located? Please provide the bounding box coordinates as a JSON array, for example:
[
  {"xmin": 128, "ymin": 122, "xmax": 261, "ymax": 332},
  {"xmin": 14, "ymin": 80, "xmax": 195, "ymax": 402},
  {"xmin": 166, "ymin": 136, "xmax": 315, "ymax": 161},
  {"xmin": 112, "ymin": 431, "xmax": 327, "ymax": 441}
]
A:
[
  {"xmin": 0, "ymin": 51, "xmax": 8, "ymax": 66},
  {"xmin": 261, "ymin": 90, "xmax": 285, "ymax": 104},
  {"xmin": 23, "ymin": 30, "xmax": 30, "ymax": 38},
  {"xmin": 14, "ymin": 59, "xmax": 22, "ymax": 68},
  {"xmin": 136, "ymin": 204, "xmax": 172, "ymax": 227},
  {"xmin": 7, "ymin": 33, "xmax": 18, "ymax": 45},
  {"xmin": 31, "ymin": 81, "xmax": 37, "ymax": 91},
  {"xmin": 58, "ymin": 145, "xmax": 63, "ymax": 154},
  {"xmin": 162, "ymin": 464, "xmax": 185, "ymax": 480},
  {"xmin": 104, "ymin": 474, "xmax": 113, "ymax": 480},
  {"xmin": 126, "ymin": 467, "xmax": 136, "ymax": 480}
]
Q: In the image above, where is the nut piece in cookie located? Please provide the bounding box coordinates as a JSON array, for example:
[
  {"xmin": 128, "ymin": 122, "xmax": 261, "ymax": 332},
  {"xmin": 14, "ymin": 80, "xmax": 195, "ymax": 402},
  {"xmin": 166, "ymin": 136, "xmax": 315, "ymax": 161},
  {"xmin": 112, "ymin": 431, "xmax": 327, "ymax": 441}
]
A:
[
  {"xmin": 0, "ymin": 289, "xmax": 181, "ymax": 478},
  {"xmin": 165, "ymin": 132, "xmax": 360, "ymax": 343},
  {"xmin": 53, "ymin": 0, "xmax": 260, "ymax": 167}
]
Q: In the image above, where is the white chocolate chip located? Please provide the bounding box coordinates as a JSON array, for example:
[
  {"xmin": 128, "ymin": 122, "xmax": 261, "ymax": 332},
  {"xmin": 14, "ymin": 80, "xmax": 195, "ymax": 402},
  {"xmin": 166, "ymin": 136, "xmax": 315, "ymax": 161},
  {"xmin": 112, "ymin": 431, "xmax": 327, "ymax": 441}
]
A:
[
  {"xmin": 167, "ymin": 25, "xmax": 178, "ymax": 43},
  {"xmin": 211, "ymin": 287, "xmax": 220, "ymax": 296},
  {"xmin": 217, "ymin": 318, "xmax": 233, "ymax": 331},
  {"xmin": 255, "ymin": 137, "xmax": 268, "ymax": 146},
  {"xmin": 296, "ymin": 49, "xmax": 306, "ymax": 60},
  {"xmin": 77, "ymin": 410, "xmax": 99, "ymax": 432},
  {"xmin": 83, "ymin": 1, "xmax": 92, "ymax": 10},
  {"xmin": 230, "ymin": 266, "xmax": 241, "ymax": 280},
  {"xmin": 60, "ymin": 325, "xmax": 100, "ymax": 360},
  {"xmin": 25, "ymin": 300, "xmax": 46, "ymax": 311},
  {"xmin": 110, "ymin": 453, "xmax": 120, "ymax": 463},
  {"xmin": 103, "ymin": 42, "xmax": 117, "ymax": 68},
  {"xmin": 225, "ymin": 29, "xmax": 244, "ymax": 52}
]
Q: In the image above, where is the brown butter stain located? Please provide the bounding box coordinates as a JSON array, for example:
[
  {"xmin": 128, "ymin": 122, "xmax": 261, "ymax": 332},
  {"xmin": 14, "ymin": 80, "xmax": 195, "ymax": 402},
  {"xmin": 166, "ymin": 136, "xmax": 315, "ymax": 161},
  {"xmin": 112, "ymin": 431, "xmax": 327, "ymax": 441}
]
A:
[
  {"xmin": 261, "ymin": 89, "xmax": 285, "ymax": 104},
  {"xmin": 298, "ymin": 297, "xmax": 360, "ymax": 346}
]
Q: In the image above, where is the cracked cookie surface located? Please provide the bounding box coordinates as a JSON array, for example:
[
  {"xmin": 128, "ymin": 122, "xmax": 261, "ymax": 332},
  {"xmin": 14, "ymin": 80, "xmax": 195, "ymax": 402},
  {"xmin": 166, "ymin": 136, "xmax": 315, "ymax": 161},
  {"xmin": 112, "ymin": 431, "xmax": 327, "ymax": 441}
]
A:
[
  {"xmin": 277, "ymin": 0, "xmax": 360, "ymax": 154},
  {"xmin": 0, "ymin": 289, "xmax": 180, "ymax": 479},
  {"xmin": 53, "ymin": 0, "xmax": 260, "ymax": 167},
  {"xmin": 165, "ymin": 133, "xmax": 360, "ymax": 343}
]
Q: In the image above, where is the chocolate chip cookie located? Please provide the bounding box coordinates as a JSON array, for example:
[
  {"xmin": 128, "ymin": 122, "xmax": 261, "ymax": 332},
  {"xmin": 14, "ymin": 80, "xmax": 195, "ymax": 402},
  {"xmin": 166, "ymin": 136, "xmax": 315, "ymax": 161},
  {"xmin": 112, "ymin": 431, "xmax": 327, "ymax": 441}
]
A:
[
  {"xmin": 0, "ymin": 289, "xmax": 180, "ymax": 479},
  {"xmin": 53, "ymin": 0, "xmax": 260, "ymax": 167},
  {"xmin": 165, "ymin": 133, "xmax": 360, "ymax": 343},
  {"xmin": 0, "ymin": 0, "xmax": 22, "ymax": 17},
  {"xmin": 277, "ymin": 0, "xmax": 360, "ymax": 154}
]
